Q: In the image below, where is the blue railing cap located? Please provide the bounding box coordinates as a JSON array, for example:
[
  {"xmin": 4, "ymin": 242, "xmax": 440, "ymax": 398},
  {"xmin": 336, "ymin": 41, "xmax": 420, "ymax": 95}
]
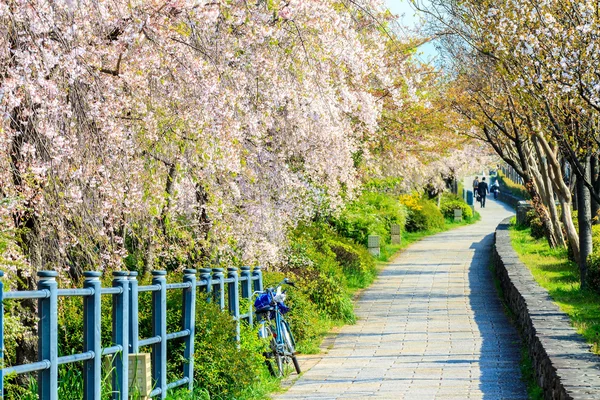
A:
[
  {"xmin": 38, "ymin": 270, "xmax": 58, "ymax": 278},
  {"xmin": 183, "ymin": 269, "xmax": 197, "ymax": 274},
  {"xmin": 212, "ymin": 267, "xmax": 224, "ymax": 273},
  {"xmin": 83, "ymin": 271, "xmax": 102, "ymax": 278},
  {"xmin": 227, "ymin": 267, "xmax": 238, "ymax": 272},
  {"xmin": 152, "ymin": 270, "xmax": 167, "ymax": 276},
  {"xmin": 113, "ymin": 271, "xmax": 129, "ymax": 277},
  {"xmin": 199, "ymin": 268, "xmax": 212, "ymax": 273},
  {"xmin": 129, "ymin": 271, "xmax": 138, "ymax": 277},
  {"xmin": 253, "ymin": 266, "xmax": 262, "ymax": 271},
  {"xmin": 0, "ymin": 270, "xmax": 4, "ymax": 277},
  {"xmin": 240, "ymin": 266, "xmax": 251, "ymax": 270}
]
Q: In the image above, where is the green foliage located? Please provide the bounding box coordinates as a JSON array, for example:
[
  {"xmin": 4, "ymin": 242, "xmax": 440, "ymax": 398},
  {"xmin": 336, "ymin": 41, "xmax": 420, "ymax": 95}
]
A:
[
  {"xmin": 304, "ymin": 271, "xmax": 355, "ymax": 323},
  {"xmin": 327, "ymin": 238, "xmax": 376, "ymax": 288},
  {"xmin": 439, "ymin": 197, "xmax": 473, "ymax": 221},
  {"xmin": 497, "ymin": 171, "xmax": 530, "ymax": 199},
  {"xmin": 405, "ymin": 198, "xmax": 445, "ymax": 233},
  {"xmin": 585, "ymin": 252, "xmax": 600, "ymax": 294},
  {"xmin": 284, "ymin": 223, "xmax": 359, "ymax": 323},
  {"xmin": 525, "ymin": 210, "xmax": 545, "ymax": 239},
  {"xmin": 333, "ymin": 191, "xmax": 407, "ymax": 245},
  {"xmin": 192, "ymin": 297, "xmax": 267, "ymax": 399}
]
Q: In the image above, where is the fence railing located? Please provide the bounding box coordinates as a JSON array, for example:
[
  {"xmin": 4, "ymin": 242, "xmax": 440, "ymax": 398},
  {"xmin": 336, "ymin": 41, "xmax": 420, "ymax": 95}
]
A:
[{"xmin": 0, "ymin": 266, "xmax": 264, "ymax": 399}]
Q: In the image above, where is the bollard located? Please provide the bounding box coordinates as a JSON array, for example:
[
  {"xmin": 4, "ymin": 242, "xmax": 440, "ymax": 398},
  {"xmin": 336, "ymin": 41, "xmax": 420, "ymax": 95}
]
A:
[
  {"xmin": 151, "ymin": 270, "xmax": 167, "ymax": 399},
  {"xmin": 390, "ymin": 224, "xmax": 401, "ymax": 245},
  {"xmin": 454, "ymin": 209, "xmax": 463, "ymax": 222},
  {"xmin": 112, "ymin": 271, "xmax": 129, "ymax": 400},
  {"xmin": 240, "ymin": 266, "xmax": 253, "ymax": 326},
  {"xmin": 38, "ymin": 271, "xmax": 58, "ymax": 400},
  {"xmin": 212, "ymin": 268, "xmax": 225, "ymax": 310},
  {"xmin": 466, "ymin": 190, "xmax": 475, "ymax": 214},
  {"xmin": 227, "ymin": 268, "xmax": 240, "ymax": 341},
  {"xmin": 83, "ymin": 271, "xmax": 102, "ymax": 400},
  {"xmin": 181, "ymin": 269, "xmax": 196, "ymax": 390},
  {"xmin": 368, "ymin": 235, "xmax": 380, "ymax": 257}
]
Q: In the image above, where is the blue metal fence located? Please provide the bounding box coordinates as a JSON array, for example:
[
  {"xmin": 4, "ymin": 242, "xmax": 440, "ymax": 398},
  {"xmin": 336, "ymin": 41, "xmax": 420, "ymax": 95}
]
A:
[{"xmin": 0, "ymin": 266, "xmax": 264, "ymax": 399}]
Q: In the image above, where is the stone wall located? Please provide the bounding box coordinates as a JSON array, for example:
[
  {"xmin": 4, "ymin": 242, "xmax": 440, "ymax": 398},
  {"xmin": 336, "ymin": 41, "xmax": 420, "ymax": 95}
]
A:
[
  {"xmin": 493, "ymin": 218, "xmax": 600, "ymax": 400},
  {"xmin": 497, "ymin": 191, "xmax": 523, "ymax": 209}
]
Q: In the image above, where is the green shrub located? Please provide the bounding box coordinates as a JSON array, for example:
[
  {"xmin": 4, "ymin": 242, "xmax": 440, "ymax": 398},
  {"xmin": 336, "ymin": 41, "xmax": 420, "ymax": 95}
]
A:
[
  {"xmin": 497, "ymin": 171, "xmax": 530, "ymax": 199},
  {"xmin": 282, "ymin": 224, "xmax": 357, "ymax": 323},
  {"xmin": 405, "ymin": 198, "xmax": 445, "ymax": 233},
  {"xmin": 193, "ymin": 297, "xmax": 267, "ymax": 398},
  {"xmin": 327, "ymin": 238, "xmax": 376, "ymax": 288},
  {"xmin": 525, "ymin": 210, "xmax": 545, "ymax": 239},
  {"xmin": 586, "ymin": 252, "xmax": 600, "ymax": 294},
  {"xmin": 440, "ymin": 200, "xmax": 473, "ymax": 221},
  {"xmin": 333, "ymin": 191, "xmax": 407, "ymax": 245},
  {"xmin": 303, "ymin": 271, "xmax": 355, "ymax": 323}
]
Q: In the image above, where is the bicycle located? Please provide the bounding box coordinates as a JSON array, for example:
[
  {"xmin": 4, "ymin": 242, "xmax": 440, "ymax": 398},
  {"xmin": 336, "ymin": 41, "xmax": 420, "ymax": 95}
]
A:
[{"xmin": 253, "ymin": 278, "xmax": 301, "ymax": 377}]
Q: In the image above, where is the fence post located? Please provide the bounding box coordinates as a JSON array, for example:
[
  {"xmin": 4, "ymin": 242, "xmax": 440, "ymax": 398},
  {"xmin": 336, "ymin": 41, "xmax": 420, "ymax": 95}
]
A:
[
  {"xmin": 227, "ymin": 268, "xmax": 240, "ymax": 341},
  {"xmin": 252, "ymin": 266, "xmax": 263, "ymax": 293},
  {"xmin": 240, "ymin": 266, "xmax": 253, "ymax": 326},
  {"xmin": 212, "ymin": 268, "xmax": 225, "ymax": 310},
  {"xmin": 128, "ymin": 271, "xmax": 139, "ymax": 354},
  {"xmin": 182, "ymin": 269, "xmax": 196, "ymax": 390},
  {"xmin": 37, "ymin": 270, "xmax": 58, "ymax": 400},
  {"xmin": 151, "ymin": 270, "xmax": 167, "ymax": 399},
  {"xmin": 83, "ymin": 271, "xmax": 102, "ymax": 400},
  {"xmin": 199, "ymin": 268, "xmax": 212, "ymax": 301},
  {"xmin": 112, "ymin": 271, "xmax": 129, "ymax": 400},
  {"xmin": 0, "ymin": 271, "xmax": 4, "ymax": 399}
]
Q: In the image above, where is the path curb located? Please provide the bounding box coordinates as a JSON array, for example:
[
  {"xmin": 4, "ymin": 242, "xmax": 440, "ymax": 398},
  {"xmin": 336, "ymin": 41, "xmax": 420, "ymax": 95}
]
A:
[{"xmin": 493, "ymin": 218, "xmax": 600, "ymax": 400}]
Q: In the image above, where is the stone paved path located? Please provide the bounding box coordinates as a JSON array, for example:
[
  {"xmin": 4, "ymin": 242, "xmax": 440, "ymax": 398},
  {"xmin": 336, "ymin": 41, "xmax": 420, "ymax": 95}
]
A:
[{"xmin": 276, "ymin": 198, "xmax": 529, "ymax": 399}]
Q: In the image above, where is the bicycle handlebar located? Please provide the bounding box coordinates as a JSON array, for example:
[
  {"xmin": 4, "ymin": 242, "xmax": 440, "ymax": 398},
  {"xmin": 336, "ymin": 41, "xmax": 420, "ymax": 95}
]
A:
[{"xmin": 252, "ymin": 277, "xmax": 297, "ymax": 297}]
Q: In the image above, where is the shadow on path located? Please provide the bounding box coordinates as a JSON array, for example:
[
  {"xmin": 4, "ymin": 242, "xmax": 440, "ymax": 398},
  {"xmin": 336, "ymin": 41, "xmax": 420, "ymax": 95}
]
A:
[{"xmin": 469, "ymin": 233, "xmax": 526, "ymax": 399}]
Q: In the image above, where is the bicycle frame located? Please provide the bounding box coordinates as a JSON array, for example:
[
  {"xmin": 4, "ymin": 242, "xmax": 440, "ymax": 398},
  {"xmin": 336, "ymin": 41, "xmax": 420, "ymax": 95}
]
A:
[
  {"xmin": 254, "ymin": 280, "xmax": 296, "ymax": 354},
  {"xmin": 253, "ymin": 278, "xmax": 300, "ymax": 376}
]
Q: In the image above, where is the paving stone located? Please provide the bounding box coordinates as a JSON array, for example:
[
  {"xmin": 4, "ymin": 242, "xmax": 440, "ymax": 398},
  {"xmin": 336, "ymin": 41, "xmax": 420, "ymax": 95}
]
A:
[{"xmin": 275, "ymin": 199, "xmax": 528, "ymax": 399}]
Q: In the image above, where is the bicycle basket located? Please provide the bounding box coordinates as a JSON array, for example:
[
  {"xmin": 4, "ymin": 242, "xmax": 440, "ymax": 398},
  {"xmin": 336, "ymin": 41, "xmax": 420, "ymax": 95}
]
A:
[
  {"xmin": 278, "ymin": 302, "xmax": 290, "ymax": 315},
  {"xmin": 254, "ymin": 292, "xmax": 272, "ymax": 311}
]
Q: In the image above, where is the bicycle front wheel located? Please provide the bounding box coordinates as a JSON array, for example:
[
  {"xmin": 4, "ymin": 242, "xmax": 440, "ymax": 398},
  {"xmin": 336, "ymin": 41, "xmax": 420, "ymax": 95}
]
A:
[{"xmin": 281, "ymin": 320, "xmax": 301, "ymax": 374}]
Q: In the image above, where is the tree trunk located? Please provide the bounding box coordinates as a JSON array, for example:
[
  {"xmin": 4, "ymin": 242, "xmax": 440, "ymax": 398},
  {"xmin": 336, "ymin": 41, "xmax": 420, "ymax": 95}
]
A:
[
  {"xmin": 592, "ymin": 155, "xmax": 600, "ymax": 224},
  {"xmin": 572, "ymin": 174, "xmax": 578, "ymax": 212},
  {"xmin": 577, "ymin": 155, "xmax": 593, "ymax": 289},
  {"xmin": 561, "ymin": 198, "xmax": 580, "ymax": 262},
  {"xmin": 525, "ymin": 177, "xmax": 559, "ymax": 248},
  {"xmin": 195, "ymin": 183, "xmax": 212, "ymax": 267},
  {"xmin": 532, "ymin": 137, "xmax": 565, "ymax": 246}
]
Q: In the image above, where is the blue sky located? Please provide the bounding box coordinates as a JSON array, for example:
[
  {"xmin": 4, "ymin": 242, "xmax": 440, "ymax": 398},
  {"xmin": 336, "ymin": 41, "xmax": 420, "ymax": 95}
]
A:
[{"xmin": 384, "ymin": 0, "xmax": 439, "ymax": 61}]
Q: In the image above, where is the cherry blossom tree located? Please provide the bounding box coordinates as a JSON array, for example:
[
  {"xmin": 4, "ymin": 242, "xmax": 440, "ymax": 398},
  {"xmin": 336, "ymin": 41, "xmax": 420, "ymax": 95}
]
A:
[{"xmin": 415, "ymin": 0, "xmax": 600, "ymax": 286}]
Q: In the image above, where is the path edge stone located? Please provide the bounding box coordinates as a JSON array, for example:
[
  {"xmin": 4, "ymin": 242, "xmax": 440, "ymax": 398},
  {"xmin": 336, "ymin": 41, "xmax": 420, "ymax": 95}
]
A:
[{"xmin": 493, "ymin": 217, "xmax": 600, "ymax": 400}]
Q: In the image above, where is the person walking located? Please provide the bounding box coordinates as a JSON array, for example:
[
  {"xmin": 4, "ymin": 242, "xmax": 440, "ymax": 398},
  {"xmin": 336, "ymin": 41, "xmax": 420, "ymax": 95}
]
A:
[
  {"xmin": 472, "ymin": 176, "xmax": 479, "ymax": 195},
  {"xmin": 478, "ymin": 177, "xmax": 489, "ymax": 208},
  {"xmin": 491, "ymin": 180, "xmax": 500, "ymax": 199}
]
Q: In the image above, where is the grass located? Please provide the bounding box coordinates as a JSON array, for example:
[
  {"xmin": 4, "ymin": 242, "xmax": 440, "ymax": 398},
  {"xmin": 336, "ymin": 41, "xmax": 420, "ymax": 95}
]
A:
[{"xmin": 509, "ymin": 224, "xmax": 600, "ymax": 354}]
